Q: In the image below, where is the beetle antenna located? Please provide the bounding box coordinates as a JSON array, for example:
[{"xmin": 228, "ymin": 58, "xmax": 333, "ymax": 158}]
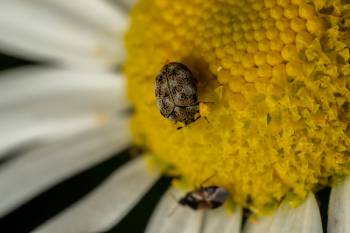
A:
[
  {"xmin": 166, "ymin": 190, "xmax": 178, "ymax": 202},
  {"xmin": 167, "ymin": 204, "xmax": 180, "ymax": 217},
  {"xmin": 200, "ymin": 171, "xmax": 218, "ymax": 187},
  {"xmin": 166, "ymin": 190, "xmax": 180, "ymax": 217},
  {"xmin": 199, "ymin": 156, "xmax": 231, "ymax": 187}
]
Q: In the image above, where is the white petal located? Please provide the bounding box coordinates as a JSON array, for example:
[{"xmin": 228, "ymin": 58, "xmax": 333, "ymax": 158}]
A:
[
  {"xmin": 244, "ymin": 194, "xmax": 323, "ymax": 233},
  {"xmin": 0, "ymin": 67, "xmax": 128, "ymax": 156},
  {"xmin": 269, "ymin": 194, "xmax": 323, "ymax": 233},
  {"xmin": 0, "ymin": 67, "xmax": 126, "ymax": 113},
  {"xmin": 145, "ymin": 189, "xmax": 203, "ymax": 233},
  {"xmin": 0, "ymin": 118, "xmax": 130, "ymax": 216},
  {"xmin": 0, "ymin": 0, "xmax": 127, "ymax": 70},
  {"xmin": 33, "ymin": 157, "xmax": 159, "ymax": 233},
  {"xmin": 203, "ymin": 208, "xmax": 242, "ymax": 233},
  {"xmin": 328, "ymin": 177, "xmax": 350, "ymax": 233},
  {"xmin": 0, "ymin": 115, "xmax": 109, "ymax": 158},
  {"xmin": 244, "ymin": 215, "xmax": 273, "ymax": 233},
  {"xmin": 45, "ymin": 0, "xmax": 128, "ymax": 34}
]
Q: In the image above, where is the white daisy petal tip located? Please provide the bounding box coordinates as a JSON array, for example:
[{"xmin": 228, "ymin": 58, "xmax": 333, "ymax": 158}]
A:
[
  {"xmin": 244, "ymin": 193, "xmax": 323, "ymax": 233},
  {"xmin": 328, "ymin": 176, "xmax": 350, "ymax": 233}
]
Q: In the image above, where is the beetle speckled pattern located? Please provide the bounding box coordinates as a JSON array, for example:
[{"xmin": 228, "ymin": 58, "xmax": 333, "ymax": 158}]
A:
[
  {"xmin": 178, "ymin": 186, "xmax": 229, "ymax": 210},
  {"xmin": 155, "ymin": 62, "xmax": 199, "ymax": 125}
]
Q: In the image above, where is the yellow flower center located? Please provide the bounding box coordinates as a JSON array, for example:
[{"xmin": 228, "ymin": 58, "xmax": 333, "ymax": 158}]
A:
[{"xmin": 124, "ymin": 0, "xmax": 350, "ymax": 214}]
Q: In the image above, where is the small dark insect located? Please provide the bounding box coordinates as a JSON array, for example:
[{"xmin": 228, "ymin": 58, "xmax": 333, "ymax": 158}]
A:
[
  {"xmin": 155, "ymin": 62, "xmax": 199, "ymax": 125},
  {"xmin": 178, "ymin": 186, "xmax": 229, "ymax": 210}
]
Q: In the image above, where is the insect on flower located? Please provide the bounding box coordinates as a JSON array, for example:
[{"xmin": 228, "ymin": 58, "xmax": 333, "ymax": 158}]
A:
[
  {"xmin": 170, "ymin": 173, "xmax": 229, "ymax": 211},
  {"xmin": 178, "ymin": 186, "xmax": 229, "ymax": 210},
  {"xmin": 155, "ymin": 62, "xmax": 200, "ymax": 125}
]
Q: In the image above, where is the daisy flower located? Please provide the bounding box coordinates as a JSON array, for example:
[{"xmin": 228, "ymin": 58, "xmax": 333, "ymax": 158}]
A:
[{"xmin": 0, "ymin": 0, "xmax": 349, "ymax": 233}]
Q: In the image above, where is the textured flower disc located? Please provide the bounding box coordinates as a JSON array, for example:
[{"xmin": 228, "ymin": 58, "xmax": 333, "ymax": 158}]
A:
[{"xmin": 125, "ymin": 0, "xmax": 350, "ymax": 214}]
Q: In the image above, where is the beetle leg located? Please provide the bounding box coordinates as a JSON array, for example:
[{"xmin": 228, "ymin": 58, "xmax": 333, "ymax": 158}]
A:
[
  {"xmin": 194, "ymin": 115, "xmax": 201, "ymax": 122},
  {"xmin": 200, "ymin": 171, "xmax": 218, "ymax": 186}
]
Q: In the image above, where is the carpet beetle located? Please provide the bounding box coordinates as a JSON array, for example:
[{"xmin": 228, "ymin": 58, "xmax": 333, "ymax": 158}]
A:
[{"xmin": 155, "ymin": 62, "xmax": 199, "ymax": 125}]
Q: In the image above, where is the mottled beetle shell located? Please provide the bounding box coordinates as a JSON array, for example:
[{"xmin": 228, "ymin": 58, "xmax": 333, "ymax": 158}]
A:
[{"xmin": 155, "ymin": 62, "xmax": 199, "ymax": 124}]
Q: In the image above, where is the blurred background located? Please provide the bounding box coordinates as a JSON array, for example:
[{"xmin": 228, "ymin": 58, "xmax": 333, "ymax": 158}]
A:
[{"xmin": 0, "ymin": 1, "xmax": 172, "ymax": 232}]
